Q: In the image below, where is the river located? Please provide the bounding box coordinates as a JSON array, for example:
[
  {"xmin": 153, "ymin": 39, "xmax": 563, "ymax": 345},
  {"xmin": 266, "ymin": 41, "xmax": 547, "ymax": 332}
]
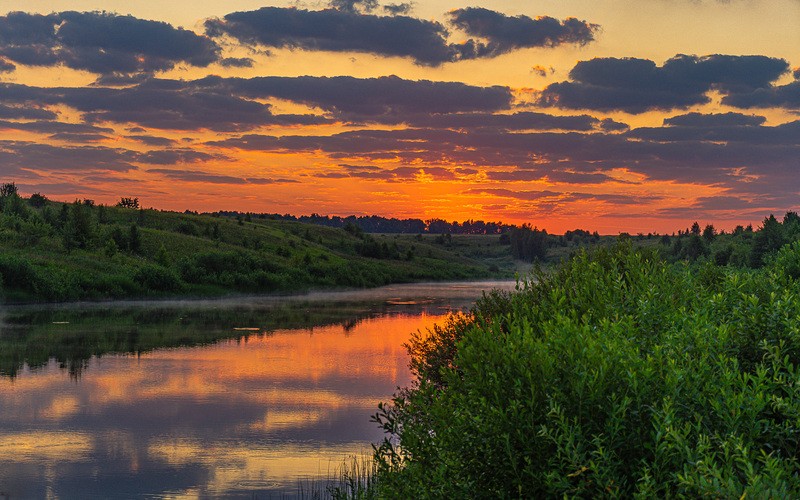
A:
[{"xmin": 0, "ymin": 280, "xmax": 515, "ymax": 498}]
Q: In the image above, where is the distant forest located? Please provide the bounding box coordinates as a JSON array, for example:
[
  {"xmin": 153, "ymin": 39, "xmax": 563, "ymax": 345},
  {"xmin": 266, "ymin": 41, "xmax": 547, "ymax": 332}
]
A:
[{"xmin": 214, "ymin": 211, "xmax": 508, "ymax": 235}]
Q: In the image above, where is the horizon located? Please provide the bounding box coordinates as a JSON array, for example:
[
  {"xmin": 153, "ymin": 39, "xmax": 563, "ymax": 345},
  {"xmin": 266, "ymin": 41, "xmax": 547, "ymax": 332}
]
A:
[
  {"xmin": 10, "ymin": 186, "xmax": 784, "ymax": 237},
  {"xmin": 1, "ymin": 1, "xmax": 798, "ymax": 234}
]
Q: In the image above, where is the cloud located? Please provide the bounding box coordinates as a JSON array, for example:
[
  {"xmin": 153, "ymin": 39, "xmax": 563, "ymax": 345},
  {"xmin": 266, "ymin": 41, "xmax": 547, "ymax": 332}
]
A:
[
  {"xmin": 0, "ymin": 80, "xmax": 331, "ymax": 132},
  {"xmin": 0, "ymin": 11, "xmax": 220, "ymax": 75},
  {"xmin": 663, "ymin": 112, "xmax": 767, "ymax": 127},
  {"xmin": 0, "ymin": 104, "xmax": 57, "ymax": 120},
  {"xmin": 0, "ymin": 141, "xmax": 139, "ymax": 173},
  {"xmin": 48, "ymin": 132, "xmax": 109, "ymax": 142},
  {"xmin": 219, "ymin": 57, "xmax": 254, "ymax": 68},
  {"xmin": 208, "ymin": 115, "xmax": 800, "ymax": 200},
  {"xmin": 465, "ymin": 188, "xmax": 656, "ymax": 205},
  {"xmin": 721, "ymin": 80, "xmax": 800, "ymax": 110},
  {"xmin": 383, "ymin": 3, "xmax": 414, "ymax": 15},
  {"xmin": 627, "ymin": 117, "xmax": 799, "ymax": 144},
  {"xmin": 3, "ymin": 75, "xmax": 510, "ymax": 132},
  {"xmin": 193, "ymin": 74, "xmax": 513, "ymax": 119},
  {"xmin": 405, "ymin": 111, "xmax": 624, "ymax": 131},
  {"xmin": 329, "ymin": 0, "xmax": 379, "ymax": 13},
  {"xmin": 448, "ymin": 8, "xmax": 598, "ymax": 58},
  {"xmin": 205, "ymin": 7, "xmax": 455, "ymax": 66},
  {"xmin": 0, "ymin": 58, "xmax": 14, "ymax": 72},
  {"xmin": 138, "ymin": 149, "xmax": 229, "ymax": 165},
  {"xmin": 127, "ymin": 135, "xmax": 177, "ymax": 147},
  {"xmin": 148, "ymin": 168, "xmax": 298, "ymax": 184},
  {"xmin": 206, "ymin": 7, "xmax": 597, "ymax": 66},
  {"xmin": 0, "ymin": 118, "xmax": 113, "ymax": 135},
  {"xmin": 538, "ymin": 54, "xmax": 790, "ymax": 113}
]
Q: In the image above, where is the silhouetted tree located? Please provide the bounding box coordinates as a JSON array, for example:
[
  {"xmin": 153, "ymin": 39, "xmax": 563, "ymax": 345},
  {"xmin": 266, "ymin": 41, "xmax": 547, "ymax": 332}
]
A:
[
  {"xmin": 702, "ymin": 224, "xmax": 716, "ymax": 242},
  {"xmin": 128, "ymin": 223, "xmax": 141, "ymax": 253},
  {"xmin": 28, "ymin": 192, "xmax": 48, "ymax": 208},
  {"xmin": 117, "ymin": 197, "xmax": 139, "ymax": 209}
]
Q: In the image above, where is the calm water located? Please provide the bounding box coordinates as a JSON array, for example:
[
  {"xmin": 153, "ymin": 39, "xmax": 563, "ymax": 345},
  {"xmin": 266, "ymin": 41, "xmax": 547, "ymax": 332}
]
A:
[{"xmin": 0, "ymin": 281, "xmax": 515, "ymax": 498}]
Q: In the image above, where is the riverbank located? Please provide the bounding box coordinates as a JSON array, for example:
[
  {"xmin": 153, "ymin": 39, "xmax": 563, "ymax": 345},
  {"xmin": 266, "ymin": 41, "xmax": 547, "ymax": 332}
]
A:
[{"xmin": 0, "ymin": 197, "xmax": 519, "ymax": 304}]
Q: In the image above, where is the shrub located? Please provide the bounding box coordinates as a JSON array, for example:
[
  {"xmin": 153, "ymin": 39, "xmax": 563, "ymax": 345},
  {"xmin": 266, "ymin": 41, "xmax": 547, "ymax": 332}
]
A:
[
  {"xmin": 374, "ymin": 244, "xmax": 800, "ymax": 497},
  {"xmin": 133, "ymin": 264, "xmax": 183, "ymax": 292}
]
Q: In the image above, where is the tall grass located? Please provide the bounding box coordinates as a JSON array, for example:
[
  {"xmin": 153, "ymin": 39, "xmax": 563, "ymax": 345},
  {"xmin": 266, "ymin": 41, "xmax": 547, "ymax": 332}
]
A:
[{"xmin": 297, "ymin": 454, "xmax": 378, "ymax": 499}]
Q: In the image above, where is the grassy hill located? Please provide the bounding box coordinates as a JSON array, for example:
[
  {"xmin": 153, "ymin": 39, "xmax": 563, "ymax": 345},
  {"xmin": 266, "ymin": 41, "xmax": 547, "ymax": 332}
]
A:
[{"xmin": 0, "ymin": 192, "xmax": 516, "ymax": 304}]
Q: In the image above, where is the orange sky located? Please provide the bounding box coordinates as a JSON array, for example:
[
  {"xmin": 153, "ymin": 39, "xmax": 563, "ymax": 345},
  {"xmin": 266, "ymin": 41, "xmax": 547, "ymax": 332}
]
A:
[{"xmin": 1, "ymin": 1, "xmax": 798, "ymax": 233}]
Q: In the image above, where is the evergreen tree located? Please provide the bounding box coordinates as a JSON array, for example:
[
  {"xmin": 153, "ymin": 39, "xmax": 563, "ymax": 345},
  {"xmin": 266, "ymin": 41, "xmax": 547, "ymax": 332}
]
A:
[
  {"xmin": 750, "ymin": 215, "xmax": 785, "ymax": 267},
  {"xmin": 128, "ymin": 223, "xmax": 142, "ymax": 253}
]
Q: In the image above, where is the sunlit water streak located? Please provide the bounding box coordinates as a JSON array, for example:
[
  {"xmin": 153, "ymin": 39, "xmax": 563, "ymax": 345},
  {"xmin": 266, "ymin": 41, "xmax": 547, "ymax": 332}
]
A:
[{"xmin": 0, "ymin": 281, "xmax": 515, "ymax": 498}]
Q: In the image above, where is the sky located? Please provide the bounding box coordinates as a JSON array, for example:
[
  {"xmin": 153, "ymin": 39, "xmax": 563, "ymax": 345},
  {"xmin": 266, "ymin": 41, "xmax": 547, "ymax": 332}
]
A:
[{"xmin": 0, "ymin": 0, "xmax": 798, "ymax": 233}]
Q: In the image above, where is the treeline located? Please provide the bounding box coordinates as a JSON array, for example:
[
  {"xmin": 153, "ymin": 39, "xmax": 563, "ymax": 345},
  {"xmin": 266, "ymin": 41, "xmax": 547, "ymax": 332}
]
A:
[
  {"xmin": 215, "ymin": 211, "xmax": 508, "ymax": 234},
  {"xmin": 501, "ymin": 215, "xmax": 800, "ymax": 268},
  {"xmin": 372, "ymin": 241, "xmax": 800, "ymax": 496},
  {"xmin": 662, "ymin": 215, "xmax": 800, "ymax": 268}
]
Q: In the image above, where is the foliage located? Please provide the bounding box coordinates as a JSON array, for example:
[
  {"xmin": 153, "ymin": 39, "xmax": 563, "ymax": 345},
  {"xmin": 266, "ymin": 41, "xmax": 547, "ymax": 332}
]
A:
[
  {"xmin": 0, "ymin": 187, "xmax": 499, "ymax": 303},
  {"xmin": 374, "ymin": 243, "xmax": 800, "ymax": 497},
  {"xmin": 116, "ymin": 197, "xmax": 140, "ymax": 209},
  {"xmin": 509, "ymin": 224, "xmax": 549, "ymax": 262}
]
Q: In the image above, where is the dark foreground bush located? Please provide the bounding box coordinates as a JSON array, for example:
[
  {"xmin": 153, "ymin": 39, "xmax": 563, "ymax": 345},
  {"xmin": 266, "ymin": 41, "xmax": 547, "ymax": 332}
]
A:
[{"xmin": 374, "ymin": 243, "xmax": 800, "ymax": 497}]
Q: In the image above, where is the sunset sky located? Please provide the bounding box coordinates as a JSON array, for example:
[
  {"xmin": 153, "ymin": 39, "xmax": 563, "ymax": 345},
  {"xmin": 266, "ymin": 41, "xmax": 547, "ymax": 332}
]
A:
[{"xmin": 1, "ymin": 0, "xmax": 798, "ymax": 233}]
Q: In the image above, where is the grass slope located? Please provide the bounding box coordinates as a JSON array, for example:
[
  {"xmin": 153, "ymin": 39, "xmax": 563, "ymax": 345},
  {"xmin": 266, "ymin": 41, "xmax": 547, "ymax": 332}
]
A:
[{"xmin": 0, "ymin": 199, "xmax": 512, "ymax": 304}]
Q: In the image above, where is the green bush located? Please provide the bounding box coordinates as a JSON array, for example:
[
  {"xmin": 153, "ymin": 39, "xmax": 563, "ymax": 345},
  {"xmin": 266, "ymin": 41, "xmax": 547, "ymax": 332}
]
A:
[
  {"xmin": 134, "ymin": 264, "xmax": 183, "ymax": 292},
  {"xmin": 374, "ymin": 244, "xmax": 800, "ymax": 497}
]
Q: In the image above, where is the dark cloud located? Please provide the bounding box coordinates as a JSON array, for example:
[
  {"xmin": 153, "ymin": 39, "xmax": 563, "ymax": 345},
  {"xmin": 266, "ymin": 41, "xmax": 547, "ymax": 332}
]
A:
[
  {"xmin": 383, "ymin": 3, "xmax": 414, "ymax": 15},
  {"xmin": 486, "ymin": 169, "xmax": 613, "ymax": 185},
  {"xmin": 538, "ymin": 54, "xmax": 790, "ymax": 113},
  {"xmin": 0, "ymin": 140, "xmax": 139, "ymax": 172},
  {"xmin": 206, "ymin": 7, "xmax": 593, "ymax": 66},
  {"xmin": 404, "ymin": 111, "xmax": 618, "ymax": 131},
  {"xmin": 312, "ymin": 164, "xmax": 458, "ymax": 181},
  {"xmin": 193, "ymin": 75, "xmax": 512, "ymax": 119},
  {"xmin": 127, "ymin": 135, "xmax": 177, "ymax": 147},
  {"xmin": 138, "ymin": 149, "xmax": 228, "ymax": 165},
  {"xmin": 0, "ymin": 118, "xmax": 113, "ymax": 135},
  {"xmin": 48, "ymin": 132, "xmax": 109, "ymax": 142},
  {"xmin": 219, "ymin": 57, "xmax": 254, "ymax": 68},
  {"xmin": 0, "ymin": 80, "xmax": 330, "ymax": 131},
  {"xmin": 448, "ymin": 8, "xmax": 597, "ymax": 58},
  {"xmin": 5, "ymin": 77, "xmax": 479, "ymax": 130},
  {"xmin": 148, "ymin": 168, "xmax": 298, "ymax": 184},
  {"xmin": 0, "ymin": 11, "xmax": 220, "ymax": 75},
  {"xmin": 0, "ymin": 104, "xmax": 56, "ymax": 120},
  {"xmin": 693, "ymin": 196, "xmax": 757, "ymax": 211},
  {"xmin": 93, "ymin": 72, "xmax": 155, "ymax": 86},
  {"xmin": 600, "ymin": 118, "xmax": 629, "ymax": 132},
  {"xmin": 627, "ymin": 118, "xmax": 800, "ymax": 144},
  {"xmin": 148, "ymin": 168, "xmax": 248, "ymax": 184},
  {"xmin": 663, "ymin": 112, "xmax": 766, "ymax": 127},
  {"xmin": 466, "ymin": 188, "xmax": 659, "ymax": 205},
  {"xmin": 0, "ymin": 58, "xmax": 14, "ymax": 72},
  {"xmin": 205, "ymin": 7, "xmax": 454, "ymax": 66},
  {"xmin": 721, "ymin": 80, "xmax": 800, "ymax": 110},
  {"xmin": 329, "ymin": 0, "xmax": 379, "ymax": 13}
]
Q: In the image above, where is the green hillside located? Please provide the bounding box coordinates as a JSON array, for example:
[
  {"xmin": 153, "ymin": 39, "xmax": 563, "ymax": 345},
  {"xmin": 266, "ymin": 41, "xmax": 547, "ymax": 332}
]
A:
[{"xmin": 0, "ymin": 188, "xmax": 512, "ymax": 303}]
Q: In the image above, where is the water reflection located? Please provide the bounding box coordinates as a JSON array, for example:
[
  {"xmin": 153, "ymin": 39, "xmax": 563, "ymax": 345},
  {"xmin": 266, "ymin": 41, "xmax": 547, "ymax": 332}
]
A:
[{"xmin": 0, "ymin": 281, "xmax": 515, "ymax": 497}]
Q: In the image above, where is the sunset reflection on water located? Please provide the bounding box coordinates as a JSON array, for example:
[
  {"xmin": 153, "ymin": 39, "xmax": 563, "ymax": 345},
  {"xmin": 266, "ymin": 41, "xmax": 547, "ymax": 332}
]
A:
[{"xmin": 0, "ymin": 301, "xmax": 463, "ymax": 497}]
